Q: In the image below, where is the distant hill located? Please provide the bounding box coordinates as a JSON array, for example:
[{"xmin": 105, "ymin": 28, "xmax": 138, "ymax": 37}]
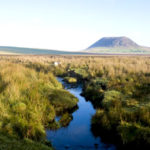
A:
[
  {"xmin": 86, "ymin": 37, "xmax": 150, "ymax": 54},
  {"xmin": 1, "ymin": 37, "xmax": 150, "ymax": 55},
  {"xmin": 0, "ymin": 46, "xmax": 87, "ymax": 55},
  {"xmin": 88, "ymin": 37, "xmax": 139, "ymax": 48}
]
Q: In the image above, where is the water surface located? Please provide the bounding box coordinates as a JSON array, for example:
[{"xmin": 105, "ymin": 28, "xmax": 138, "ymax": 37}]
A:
[{"xmin": 46, "ymin": 78, "xmax": 116, "ymax": 150}]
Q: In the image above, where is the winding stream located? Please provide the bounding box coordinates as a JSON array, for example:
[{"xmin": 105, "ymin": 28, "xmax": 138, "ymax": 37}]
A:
[{"xmin": 46, "ymin": 78, "xmax": 116, "ymax": 150}]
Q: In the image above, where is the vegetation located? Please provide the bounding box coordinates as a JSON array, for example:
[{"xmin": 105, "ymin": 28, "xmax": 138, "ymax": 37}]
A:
[
  {"xmin": 1, "ymin": 55, "xmax": 150, "ymax": 148},
  {"xmin": 64, "ymin": 77, "xmax": 77, "ymax": 84},
  {"xmin": 0, "ymin": 133, "xmax": 52, "ymax": 150},
  {"xmin": 59, "ymin": 113, "xmax": 73, "ymax": 127},
  {"xmin": 48, "ymin": 89, "xmax": 78, "ymax": 113},
  {"xmin": 0, "ymin": 60, "xmax": 78, "ymax": 149}
]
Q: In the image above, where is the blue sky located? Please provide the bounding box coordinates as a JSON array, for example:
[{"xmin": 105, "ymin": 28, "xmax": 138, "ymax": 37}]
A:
[{"xmin": 0, "ymin": 0, "xmax": 149, "ymax": 51}]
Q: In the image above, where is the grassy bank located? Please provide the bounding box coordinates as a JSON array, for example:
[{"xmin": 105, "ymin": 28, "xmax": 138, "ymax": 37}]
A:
[
  {"xmin": 0, "ymin": 60, "xmax": 78, "ymax": 149},
  {"xmin": 60, "ymin": 56, "xmax": 150, "ymax": 148},
  {"xmin": 0, "ymin": 133, "xmax": 52, "ymax": 150},
  {"xmin": 1, "ymin": 55, "xmax": 150, "ymax": 148}
]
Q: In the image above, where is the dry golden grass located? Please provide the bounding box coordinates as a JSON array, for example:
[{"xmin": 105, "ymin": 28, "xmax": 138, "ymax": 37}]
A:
[{"xmin": 1, "ymin": 55, "xmax": 150, "ymax": 77}]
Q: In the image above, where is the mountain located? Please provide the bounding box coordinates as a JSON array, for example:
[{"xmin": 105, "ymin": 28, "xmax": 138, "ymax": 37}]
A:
[
  {"xmin": 86, "ymin": 37, "xmax": 150, "ymax": 54},
  {"xmin": 0, "ymin": 37, "xmax": 150, "ymax": 55},
  {"xmin": 88, "ymin": 37, "xmax": 139, "ymax": 48}
]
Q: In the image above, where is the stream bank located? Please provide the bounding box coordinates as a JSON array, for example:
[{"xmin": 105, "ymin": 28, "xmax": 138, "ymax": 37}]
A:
[{"xmin": 46, "ymin": 78, "xmax": 116, "ymax": 150}]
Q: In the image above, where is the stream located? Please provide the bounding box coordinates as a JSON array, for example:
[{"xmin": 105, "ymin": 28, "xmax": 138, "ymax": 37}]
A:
[{"xmin": 46, "ymin": 78, "xmax": 116, "ymax": 150}]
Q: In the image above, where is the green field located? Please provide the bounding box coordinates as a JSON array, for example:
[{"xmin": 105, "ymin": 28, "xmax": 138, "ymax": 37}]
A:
[
  {"xmin": 85, "ymin": 47, "xmax": 150, "ymax": 54},
  {"xmin": 0, "ymin": 46, "xmax": 86, "ymax": 55},
  {"xmin": 1, "ymin": 46, "xmax": 150, "ymax": 55}
]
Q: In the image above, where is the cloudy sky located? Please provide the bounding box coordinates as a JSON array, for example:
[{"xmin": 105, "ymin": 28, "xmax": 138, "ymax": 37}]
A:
[{"xmin": 0, "ymin": 0, "xmax": 149, "ymax": 51}]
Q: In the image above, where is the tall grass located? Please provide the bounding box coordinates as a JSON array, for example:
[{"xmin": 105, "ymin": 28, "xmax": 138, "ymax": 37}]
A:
[
  {"xmin": 1, "ymin": 55, "xmax": 150, "ymax": 148},
  {"xmin": 0, "ymin": 60, "xmax": 78, "ymax": 149}
]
